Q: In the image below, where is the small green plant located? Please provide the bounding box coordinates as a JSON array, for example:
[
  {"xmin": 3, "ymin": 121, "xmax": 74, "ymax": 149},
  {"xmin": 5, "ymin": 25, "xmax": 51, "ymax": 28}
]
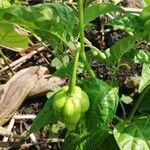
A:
[{"xmin": 1, "ymin": 0, "xmax": 150, "ymax": 149}]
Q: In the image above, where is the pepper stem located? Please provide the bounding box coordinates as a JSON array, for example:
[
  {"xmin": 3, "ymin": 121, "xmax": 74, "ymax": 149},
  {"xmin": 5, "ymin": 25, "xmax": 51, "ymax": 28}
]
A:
[
  {"xmin": 67, "ymin": 48, "xmax": 80, "ymax": 96},
  {"xmin": 68, "ymin": 0, "xmax": 95, "ymax": 96}
]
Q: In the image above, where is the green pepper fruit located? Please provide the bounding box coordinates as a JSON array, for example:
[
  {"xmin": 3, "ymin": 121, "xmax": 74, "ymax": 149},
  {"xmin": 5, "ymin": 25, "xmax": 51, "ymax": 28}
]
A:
[
  {"xmin": 63, "ymin": 97, "xmax": 81, "ymax": 127},
  {"xmin": 59, "ymin": 86, "xmax": 89, "ymax": 112},
  {"xmin": 53, "ymin": 86, "xmax": 90, "ymax": 130}
]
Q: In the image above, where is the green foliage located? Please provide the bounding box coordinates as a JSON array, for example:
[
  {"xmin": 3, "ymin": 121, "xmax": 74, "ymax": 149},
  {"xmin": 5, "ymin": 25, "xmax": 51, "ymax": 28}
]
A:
[
  {"xmin": 114, "ymin": 117, "xmax": 150, "ymax": 150},
  {"xmin": 0, "ymin": 0, "xmax": 10, "ymax": 8},
  {"xmin": 145, "ymin": 0, "xmax": 150, "ymax": 6},
  {"xmin": 120, "ymin": 95, "xmax": 133, "ymax": 104},
  {"xmin": 62, "ymin": 128, "xmax": 108, "ymax": 150},
  {"xmin": 138, "ymin": 86, "xmax": 150, "ymax": 113},
  {"xmin": 62, "ymin": 131, "xmax": 83, "ymax": 150},
  {"xmin": 84, "ymin": 3, "xmax": 125, "ymax": 26},
  {"xmin": 53, "ymin": 60, "xmax": 73, "ymax": 77},
  {"xmin": 51, "ymin": 55, "xmax": 69, "ymax": 70},
  {"xmin": 101, "ymin": 134, "xmax": 120, "ymax": 150},
  {"xmin": 0, "ymin": 3, "xmax": 77, "ymax": 49},
  {"xmin": 107, "ymin": 14, "xmax": 144, "ymax": 33},
  {"xmin": 80, "ymin": 130, "xmax": 108, "ymax": 150},
  {"xmin": 0, "ymin": 22, "xmax": 29, "ymax": 51},
  {"xmin": 46, "ymin": 86, "xmax": 61, "ymax": 99},
  {"xmin": 140, "ymin": 6, "xmax": 150, "ymax": 23},
  {"xmin": 140, "ymin": 6, "xmax": 150, "ymax": 32},
  {"xmin": 81, "ymin": 78, "xmax": 119, "ymax": 130},
  {"xmin": 88, "ymin": 33, "xmax": 147, "ymax": 67},
  {"xmin": 2, "ymin": 0, "xmax": 150, "ymax": 149},
  {"xmin": 108, "ymin": 33, "xmax": 144, "ymax": 65},
  {"xmin": 138, "ymin": 63, "xmax": 150, "ymax": 93},
  {"xmin": 134, "ymin": 50, "xmax": 150, "ymax": 64}
]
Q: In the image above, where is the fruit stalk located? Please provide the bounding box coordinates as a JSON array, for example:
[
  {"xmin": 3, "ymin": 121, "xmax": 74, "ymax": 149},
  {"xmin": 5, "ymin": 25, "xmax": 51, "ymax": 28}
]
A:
[
  {"xmin": 68, "ymin": 0, "xmax": 95, "ymax": 96},
  {"xmin": 67, "ymin": 0, "xmax": 85, "ymax": 96},
  {"xmin": 67, "ymin": 48, "xmax": 80, "ymax": 96}
]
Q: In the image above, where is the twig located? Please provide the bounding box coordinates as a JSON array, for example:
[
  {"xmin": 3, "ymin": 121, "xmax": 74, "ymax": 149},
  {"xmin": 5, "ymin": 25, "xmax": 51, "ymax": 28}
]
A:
[
  {"xmin": 20, "ymin": 138, "xmax": 64, "ymax": 149},
  {"xmin": 39, "ymin": 52, "xmax": 50, "ymax": 65},
  {"xmin": 14, "ymin": 114, "xmax": 36, "ymax": 120},
  {"xmin": 23, "ymin": 122, "xmax": 40, "ymax": 150},
  {"xmin": 29, "ymin": 134, "xmax": 40, "ymax": 150},
  {"xmin": 46, "ymin": 138, "xmax": 64, "ymax": 143},
  {"xmin": 3, "ymin": 117, "xmax": 15, "ymax": 142},
  {"xmin": 20, "ymin": 142, "xmax": 46, "ymax": 149},
  {"xmin": 0, "ymin": 49, "xmax": 15, "ymax": 75},
  {"xmin": 0, "ymin": 126, "xmax": 23, "ymax": 139},
  {"xmin": 0, "ymin": 45, "xmax": 45, "ymax": 74},
  {"xmin": 122, "ymin": 7, "xmax": 142, "ymax": 14}
]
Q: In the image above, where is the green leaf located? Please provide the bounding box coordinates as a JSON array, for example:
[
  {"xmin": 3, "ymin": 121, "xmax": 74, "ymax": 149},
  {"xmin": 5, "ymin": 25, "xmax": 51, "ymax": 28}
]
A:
[
  {"xmin": 51, "ymin": 57, "xmax": 62, "ymax": 70},
  {"xmin": 62, "ymin": 131, "xmax": 87, "ymax": 150},
  {"xmin": 101, "ymin": 134, "xmax": 120, "ymax": 150},
  {"xmin": 107, "ymin": 14, "xmax": 143, "ymax": 33},
  {"xmin": 109, "ymin": 33, "xmax": 143, "ymax": 65},
  {"xmin": 0, "ymin": 3, "xmax": 77, "ymax": 49},
  {"xmin": 120, "ymin": 94, "xmax": 133, "ymax": 104},
  {"xmin": 138, "ymin": 64, "xmax": 150, "ymax": 93},
  {"xmin": 0, "ymin": 22, "xmax": 29, "ymax": 51},
  {"xmin": 28, "ymin": 96, "xmax": 55, "ymax": 135},
  {"xmin": 84, "ymin": 3, "xmax": 125, "ymax": 26},
  {"xmin": 46, "ymin": 86, "xmax": 61, "ymax": 99},
  {"xmin": 62, "ymin": 129, "xmax": 108, "ymax": 150},
  {"xmin": 81, "ymin": 129, "xmax": 108, "ymax": 150},
  {"xmin": 134, "ymin": 50, "xmax": 150, "ymax": 64},
  {"xmin": 51, "ymin": 55, "xmax": 69, "ymax": 70},
  {"xmin": 138, "ymin": 86, "xmax": 150, "ymax": 113},
  {"xmin": 0, "ymin": 0, "xmax": 10, "ymax": 8},
  {"xmin": 114, "ymin": 117, "xmax": 150, "ymax": 150},
  {"xmin": 54, "ymin": 61, "xmax": 73, "ymax": 77},
  {"xmin": 81, "ymin": 78, "xmax": 119, "ymax": 130}
]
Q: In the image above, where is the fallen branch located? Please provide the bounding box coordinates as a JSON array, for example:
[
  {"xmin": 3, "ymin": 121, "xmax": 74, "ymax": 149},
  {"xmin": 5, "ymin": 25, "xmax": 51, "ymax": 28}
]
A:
[{"xmin": 0, "ymin": 66, "xmax": 65, "ymax": 126}]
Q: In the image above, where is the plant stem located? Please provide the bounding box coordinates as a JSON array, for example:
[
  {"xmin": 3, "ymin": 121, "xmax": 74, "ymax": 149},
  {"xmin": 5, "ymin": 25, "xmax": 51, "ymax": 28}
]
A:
[
  {"xmin": 68, "ymin": 0, "xmax": 96, "ymax": 96},
  {"xmin": 114, "ymin": 115, "xmax": 124, "ymax": 122},
  {"xmin": 78, "ymin": 0, "xmax": 96, "ymax": 78},
  {"xmin": 119, "ymin": 101, "xmax": 126, "ymax": 118},
  {"xmin": 67, "ymin": 48, "xmax": 80, "ymax": 96},
  {"xmin": 128, "ymin": 86, "xmax": 150, "ymax": 121}
]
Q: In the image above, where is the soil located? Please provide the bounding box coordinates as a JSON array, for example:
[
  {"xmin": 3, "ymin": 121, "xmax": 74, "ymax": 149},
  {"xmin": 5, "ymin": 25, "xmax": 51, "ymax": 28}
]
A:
[{"xmin": 0, "ymin": 0, "xmax": 147, "ymax": 149}]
